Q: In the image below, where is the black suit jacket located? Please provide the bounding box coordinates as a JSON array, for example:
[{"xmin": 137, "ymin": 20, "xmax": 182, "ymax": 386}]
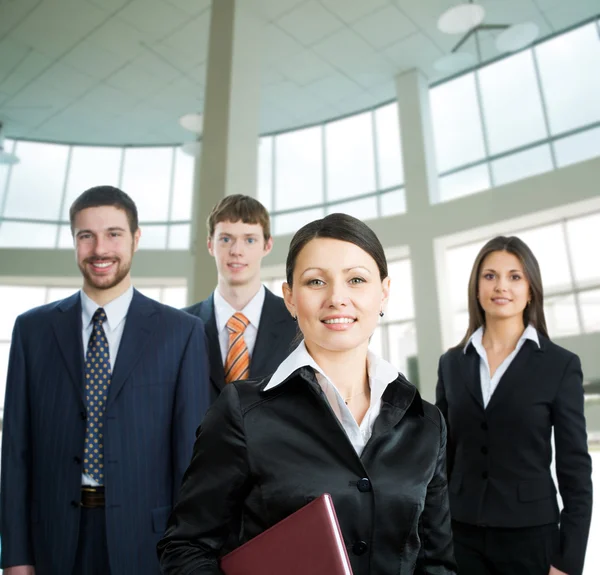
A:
[
  {"xmin": 159, "ymin": 369, "xmax": 457, "ymax": 575},
  {"xmin": 436, "ymin": 333, "xmax": 592, "ymax": 575},
  {"xmin": 184, "ymin": 287, "xmax": 298, "ymax": 403},
  {"xmin": 0, "ymin": 290, "xmax": 211, "ymax": 575}
]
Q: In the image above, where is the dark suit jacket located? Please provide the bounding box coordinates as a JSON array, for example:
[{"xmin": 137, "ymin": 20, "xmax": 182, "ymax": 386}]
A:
[
  {"xmin": 0, "ymin": 289, "xmax": 210, "ymax": 575},
  {"xmin": 436, "ymin": 333, "xmax": 593, "ymax": 575},
  {"xmin": 184, "ymin": 287, "xmax": 298, "ymax": 403},
  {"xmin": 158, "ymin": 369, "xmax": 457, "ymax": 575}
]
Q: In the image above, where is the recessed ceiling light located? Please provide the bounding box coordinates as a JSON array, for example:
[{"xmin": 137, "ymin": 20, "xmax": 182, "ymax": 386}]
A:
[
  {"xmin": 434, "ymin": 51, "xmax": 477, "ymax": 72},
  {"xmin": 495, "ymin": 22, "xmax": 539, "ymax": 53},
  {"xmin": 180, "ymin": 141, "xmax": 201, "ymax": 157},
  {"xmin": 438, "ymin": 3, "xmax": 485, "ymax": 35},
  {"xmin": 179, "ymin": 113, "xmax": 203, "ymax": 134}
]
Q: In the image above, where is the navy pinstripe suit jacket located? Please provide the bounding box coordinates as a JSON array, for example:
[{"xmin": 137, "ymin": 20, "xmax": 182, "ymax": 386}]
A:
[{"xmin": 0, "ymin": 289, "xmax": 210, "ymax": 575}]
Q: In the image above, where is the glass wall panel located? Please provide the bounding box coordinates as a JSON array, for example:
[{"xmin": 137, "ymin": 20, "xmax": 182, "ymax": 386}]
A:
[
  {"xmin": 326, "ymin": 111, "xmax": 376, "ymax": 201},
  {"xmin": 491, "ymin": 145, "xmax": 553, "ymax": 187},
  {"xmin": 536, "ymin": 23, "xmax": 600, "ymax": 134},
  {"xmin": 47, "ymin": 287, "xmax": 79, "ymax": 302},
  {"xmin": 387, "ymin": 259, "xmax": 414, "ymax": 322},
  {"xmin": 61, "ymin": 146, "xmax": 122, "ymax": 219},
  {"xmin": 121, "ymin": 147, "xmax": 172, "ymax": 222},
  {"xmin": 517, "ymin": 224, "xmax": 572, "ymax": 292},
  {"xmin": 430, "ymin": 74, "xmax": 486, "ymax": 172},
  {"xmin": 326, "ymin": 196, "xmax": 377, "ymax": 220},
  {"xmin": 0, "ymin": 286, "xmax": 47, "ymax": 339},
  {"xmin": 439, "ymin": 165, "xmax": 490, "ymax": 202},
  {"xmin": 566, "ymin": 213, "xmax": 600, "ymax": 288},
  {"xmin": 274, "ymin": 207, "xmax": 325, "ymax": 236},
  {"xmin": 478, "ymin": 51, "xmax": 547, "ymax": 154},
  {"xmin": 58, "ymin": 225, "xmax": 74, "ymax": 248},
  {"xmin": 163, "ymin": 286, "xmax": 188, "ymax": 309},
  {"xmin": 274, "ymin": 126, "xmax": 323, "ymax": 211},
  {"xmin": 0, "ymin": 221, "xmax": 58, "ymax": 248},
  {"xmin": 369, "ymin": 325, "xmax": 384, "ymax": 357},
  {"xmin": 171, "ymin": 147, "xmax": 195, "ymax": 221},
  {"xmin": 138, "ymin": 224, "xmax": 167, "ymax": 250},
  {"xmin": 580, "ymin": 288, "xmax": 600, "ymax": 333},
  {"xmin": 4, "ymin": 141, "xmax": 68, "ymax": 220},
  {"xmin": 545, "ymin": 293, "xmax": 580, "ymax": 338},
  {"xmin": 257, "ymin": 136, "xmax": 273, "ymax": 212},
  {"xmin": 555, "ymin": 127, "xmax": 600, "ymax": 168},
  {"xmin": 388, "ymin": 322, "xmax": 417, "ymax": 378},
  {"xmin": 374, "ymin": 103, "xmax": 404, "ymax": 189},
  {"xmin": 380, "ymin": 188, "xmax": 406, "ymax": 217},
  {"xmin": 445, "ymin": 241, "xmax": 485, "ymax": 311},
  {"xmin": 168, "ymin": 223, "xmax": 190, "ymax": 250}
]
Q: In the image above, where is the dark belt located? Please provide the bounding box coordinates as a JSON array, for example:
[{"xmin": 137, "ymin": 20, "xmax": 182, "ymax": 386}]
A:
[{"xmin": 81, "ymin": 486, "xmax": 105, "ymax": 508}]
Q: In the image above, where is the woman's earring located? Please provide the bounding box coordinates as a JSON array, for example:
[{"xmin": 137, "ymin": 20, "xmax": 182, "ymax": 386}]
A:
[
  {"xmin": 292, "ymin": 315, "xmax": 297, "ymax": 322},
  {"xmin": 379, "ymin": 311, "xmax": 384, "ymax": 318}
]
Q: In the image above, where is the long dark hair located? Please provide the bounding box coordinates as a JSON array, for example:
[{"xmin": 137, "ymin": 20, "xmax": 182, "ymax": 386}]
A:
[
  {"xmin": 458, "ymin": 235, "xmax": 549, "ymax": 347},
  {"xmin": 286, "ymin": 213, "xmax": 388, "ymax": 286}
]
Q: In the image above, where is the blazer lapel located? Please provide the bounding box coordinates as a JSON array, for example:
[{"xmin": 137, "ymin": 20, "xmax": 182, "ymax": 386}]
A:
[
  {"xmin": 250, "ymin": 289, "xmax": 291, "ymax": 378},
  {"xmin": 460, "ymin": 346, "xmax": 485, "ymax": 410},
  {"xmin": 199, "ymin": 295, "xmax": 226, "ymax": 395},
  {"xmin": 52, "ymin": 293, "xmax": 85, "ymax": 406},
  {"xmin": 485, "ymin": 339, "xmax": 543, "ymax": 413},
  {"xmin": 107, "ymin": 290, "xmax": 158, "ymax": 407}
]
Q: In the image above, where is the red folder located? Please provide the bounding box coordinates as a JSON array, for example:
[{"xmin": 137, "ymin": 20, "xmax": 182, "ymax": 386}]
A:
[{"xmin": 220, "ymin": 493, "xmax": 354, "ymax": 575}]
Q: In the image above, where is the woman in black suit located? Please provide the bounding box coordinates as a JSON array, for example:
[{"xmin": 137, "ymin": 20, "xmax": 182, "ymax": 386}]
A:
[
  {"xmin": 159, "ymin": 213, "xmax": 457, "ymax": 575},
  {"xmin": 436, "ymin": 236, "xmax": 592, "ymax": 575}
]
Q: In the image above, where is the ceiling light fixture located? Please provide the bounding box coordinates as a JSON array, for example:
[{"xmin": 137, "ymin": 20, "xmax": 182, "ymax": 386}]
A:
[
  {"xmin": 495, "ymin": 22, "xmax": 540, "ymax": 53},
  {"xmin": 180, "ymin": 141, "xmax": 201, "ymax": 157},
  {"xmin": 437, "ymin": 2, "xmax": 485, "ymax": 35},
  {"xmin": 179, "ymin": 112, "xmax": 203, "ymax": 134}
]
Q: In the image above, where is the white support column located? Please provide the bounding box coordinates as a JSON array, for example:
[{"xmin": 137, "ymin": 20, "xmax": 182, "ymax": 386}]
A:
[
  {"xmin": 189, "ymin": 0, "xmax": 264, "ymax": 304},
  {"xmin": 395, "ymin": 69, "xmax": 443, "ymax": 401}
]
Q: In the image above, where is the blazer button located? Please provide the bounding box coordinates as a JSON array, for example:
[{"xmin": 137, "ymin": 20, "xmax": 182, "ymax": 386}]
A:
[
  {"xmin": 357, "ymin": 478, "xmax": 371, "ymax": 492},
  {"xmin": 481, "ymin": 446, "xmax": 488, "ymax": 455},
  {"xmin": 73, "ymin": 456, "xmax": 82, "ymax": 464},
  {"xmin": 352, "ymin": 540, "xmax": 368, "ymax": 556},
  {"xmin": 481, "ymin": 471, "xmax": 488, "ymax": 479},
  {"xmin": 480, "ymin": 422, "xmax": 488, "ymax": 431}
]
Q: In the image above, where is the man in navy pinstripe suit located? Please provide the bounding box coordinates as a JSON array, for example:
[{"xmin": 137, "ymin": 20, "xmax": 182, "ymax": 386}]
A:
[{"xmin": 0, "ymin": 186, "xmax": 210, "ymax": 575}]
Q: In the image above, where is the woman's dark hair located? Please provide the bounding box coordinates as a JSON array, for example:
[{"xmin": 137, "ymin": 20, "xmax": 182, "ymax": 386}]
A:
[
  {"xmin": 286, "ymin": 213, "xmax": 388, "ymax": 286},
  {"xmin": 459, "ymin": 235, "xmax": 549, "ymax": 347}
]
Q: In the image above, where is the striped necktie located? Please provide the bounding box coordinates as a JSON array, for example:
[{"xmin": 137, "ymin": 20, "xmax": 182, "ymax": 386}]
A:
[{"xmin": 224, "ymin": 312, "xmax": 250, "ymax": 384}]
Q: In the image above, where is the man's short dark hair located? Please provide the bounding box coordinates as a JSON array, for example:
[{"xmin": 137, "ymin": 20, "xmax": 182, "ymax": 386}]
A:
[
  {"xmin": 207, "ymin": 195, "xmax": 271, "ymax": 241},
  {"xmin": 70, "ymin": 186, "xmax": 139, "ymax": 234}
]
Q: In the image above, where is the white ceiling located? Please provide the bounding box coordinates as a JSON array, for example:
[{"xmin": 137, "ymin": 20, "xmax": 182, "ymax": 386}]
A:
[{"xmin": 0, "ymin": 0, "xmax": 598, "ymax": 145}]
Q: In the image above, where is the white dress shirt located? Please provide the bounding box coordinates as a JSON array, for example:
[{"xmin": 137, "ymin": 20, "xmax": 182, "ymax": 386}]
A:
[
  {"xmin": 464, "ymin": 324, "xmax": 540, "ymax": 408},
  {"xmin": 80, "ymin": 286, "xmax": 134, "ymax": 485},
  {"xmin": 265, "ymin": 341, "xmax": 400, "ymax": 456},
  {"xmin": 214, "ymin": 285, "xmax": 265, "ymax": 364}
]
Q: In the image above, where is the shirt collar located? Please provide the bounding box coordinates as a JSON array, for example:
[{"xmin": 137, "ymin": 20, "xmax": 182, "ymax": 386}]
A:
[
  {"xmin": 463, "ymin": 324, "xmax": 540, "ymax": 354},
  {"xmin": 214, "ymin": 285, "xmax": 265, "ymax": 333},
  {"xmin": 81, "ymin": 286, "xmax": 134, "ymax": 332},
  {"xmin": 265, "ymin": 340, "xmax": 399, "ymax": 400}
]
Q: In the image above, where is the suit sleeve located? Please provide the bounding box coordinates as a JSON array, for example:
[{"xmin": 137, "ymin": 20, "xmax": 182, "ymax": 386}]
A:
[
  {"xmin": 0, "ymin": 318, "xmax": 34, "ymax": 568},
  {"xmin": 415, "ymin": 410, "xmax": 457, "ymax": 575},
  {"xmin": 159, "ymin": 383, "xmax": 250, "ymax": 575},
  {"xmin": 435, "ymin": 356, "xmax": 454, "ymax": 479},
  {"xmin": 171, "ymin": 319, "xmax": 211, "ymax": 502},
  {"xmin": 550, "ymin": 354, "xmax": 593, "ymax": 575}
]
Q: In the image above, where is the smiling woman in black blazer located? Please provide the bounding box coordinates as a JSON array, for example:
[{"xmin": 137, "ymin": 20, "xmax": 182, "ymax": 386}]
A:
[
  {"xmin": 159, "ymin": 213, "xmax": 457, "ymax": 575},
  {"xmin": 436, "ymin": 236, "xmax": 593, "ymax": 575}
]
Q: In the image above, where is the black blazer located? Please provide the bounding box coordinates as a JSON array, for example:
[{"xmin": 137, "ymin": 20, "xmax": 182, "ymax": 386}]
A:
[
  {"xmin": 0, "ymin": 290, "xmax": 211, "ymax": 575},
  {"xmin": 436, "ymin": 333, "xmax": 592, "ymax": 575},
  {"xmin": 158, "ymin": 368, "xmax": 457, "ymax": 575},
  {"xmin": 184, "ymin": 287, "xmax": 298, "ymax": 403}
]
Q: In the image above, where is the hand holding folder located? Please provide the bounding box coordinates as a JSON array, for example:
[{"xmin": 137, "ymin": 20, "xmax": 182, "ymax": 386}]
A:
[{"xmin": 220, "ymin": 493, "xmax": 354, "ymax": 575}]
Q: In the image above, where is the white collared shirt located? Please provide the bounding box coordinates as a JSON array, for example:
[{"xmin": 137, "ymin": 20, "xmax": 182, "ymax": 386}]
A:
[
  {"xmin": 80, "ymin": 285, "xmax": 134, "ymax": 485},
  {"xmin": 265, "ymin": 341, "xmax": 400, "ymax": 456},
  {"xmin": 214, "ymin": 285, "xmax": 265, "ymax": 364},
  {"xmin": 464, "ymin": 324, "xmax": 540, "ymax": 408}
]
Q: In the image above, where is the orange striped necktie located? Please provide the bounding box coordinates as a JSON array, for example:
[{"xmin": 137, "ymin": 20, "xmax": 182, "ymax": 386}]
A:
[{"xmin": 224, "ymin": 312, "xmax": 250, "ymax": 384}]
